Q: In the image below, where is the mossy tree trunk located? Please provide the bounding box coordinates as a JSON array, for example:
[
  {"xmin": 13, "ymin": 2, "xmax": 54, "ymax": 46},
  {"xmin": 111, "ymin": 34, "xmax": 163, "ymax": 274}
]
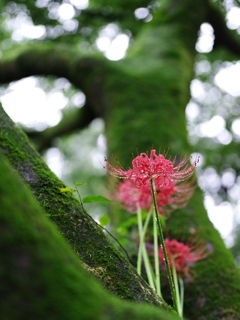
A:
[{"xmin": 1, "ymin": 0, "xmax": 240, "ymax": 319}]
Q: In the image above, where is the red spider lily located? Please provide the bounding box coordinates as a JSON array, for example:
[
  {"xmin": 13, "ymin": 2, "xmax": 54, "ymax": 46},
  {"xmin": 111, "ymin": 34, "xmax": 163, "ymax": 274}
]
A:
[
  {"xmin": 116, "ymin": 178, "xmax": 195, "ymax": 214},
  {"xmin": 156, "ymin": 239, "xmax": 208, "ymax": 279},
  {"xmin": 104, "ymin": 149, "xmax": 198, "ymax": 188}
]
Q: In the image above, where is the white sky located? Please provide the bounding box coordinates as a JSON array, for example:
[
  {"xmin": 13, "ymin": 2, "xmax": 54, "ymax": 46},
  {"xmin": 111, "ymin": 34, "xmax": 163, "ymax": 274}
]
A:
[{"xmin": 1, "ymin": 4, "xmax": 240, "ymax": 246}]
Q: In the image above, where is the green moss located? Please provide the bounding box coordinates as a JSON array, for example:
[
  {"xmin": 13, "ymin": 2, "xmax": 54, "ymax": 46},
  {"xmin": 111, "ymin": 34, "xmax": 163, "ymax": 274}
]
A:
[{"xmin": 102, "ymin": 26, "xmax": 194, "ymax": 167}]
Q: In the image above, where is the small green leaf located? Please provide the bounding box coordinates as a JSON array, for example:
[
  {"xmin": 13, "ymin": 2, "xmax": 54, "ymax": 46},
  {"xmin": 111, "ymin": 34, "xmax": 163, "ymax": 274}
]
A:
[
  {"xmin": 73, "ymin": 183, "xmax": 86, "ymax": 187},
  {"xmin": 82, "ymin": 195, "xmax": 113, "ymax": 203},
  {"xmin": 60, "ymin": 187, "xmax": 76, "ymax": 193},
  {"xmin": 99, "ymin": 214, "xmax": 110, "ymax": 226}
]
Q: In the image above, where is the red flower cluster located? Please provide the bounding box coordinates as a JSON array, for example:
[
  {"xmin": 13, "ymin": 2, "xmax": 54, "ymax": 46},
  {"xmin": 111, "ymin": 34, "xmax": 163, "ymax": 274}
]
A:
[
  {"xmin": 116, "ymin": 179, "xmax": 175, "ymax": 213},
  {"xmin": 104, "ymin": 149, "xmax": 198, "ymax": 188},
  {"xmin": 158, "ymin": 239, "xmax": 208, "ymax": 279},
  {"xmin": 116, "ymin": 178, "xmax": 195, "ymax": 214}
]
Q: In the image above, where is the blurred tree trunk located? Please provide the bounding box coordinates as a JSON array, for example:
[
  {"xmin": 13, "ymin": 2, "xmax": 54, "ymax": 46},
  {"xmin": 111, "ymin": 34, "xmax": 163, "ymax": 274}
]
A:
[
  {"xmin": 102, "ymin": 2, "xmax": 240, "ymax": 318},
  {"xmin": 1, "ymin": 0, "xmax": 240, "ymax": 319}
]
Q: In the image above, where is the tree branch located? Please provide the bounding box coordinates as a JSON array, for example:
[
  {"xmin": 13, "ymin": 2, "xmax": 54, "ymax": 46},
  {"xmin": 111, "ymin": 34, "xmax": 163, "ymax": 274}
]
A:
[
  {"xmin": 27, "ymin": 102, "xmax": 96, "ymax": 152},
  {"xmin": 0, "ymin": 45, "xmax": 109, "ymax": 117}
]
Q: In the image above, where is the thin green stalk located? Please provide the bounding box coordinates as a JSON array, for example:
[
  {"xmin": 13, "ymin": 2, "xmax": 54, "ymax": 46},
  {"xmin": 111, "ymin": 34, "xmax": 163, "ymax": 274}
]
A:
[
  {"xmin": 137, "ymin": 206, "xmax": 152, "ymax": 273},
  {"xmin": 137, "ymin": 207, "xmax": 155, "ymax": 290},
  {"xmin": 137, "ymin": 206, "xmax": 144, "ymax": 275},
  {"xmin": 179, "ymin": 277, "xmax": 184, "ymax": 317},
  {"xmin": 150, "ymin": 178, "xmax": 178, "ymax": 314},
  {"xmin": 142, "ymin": 209, "xmax": 152, "ymax": 245},
  {"xmin": 172, "ymin": 259, "xmax": 182, "ymax": 317},
  {"xmin": 142, "ymin": 243, "xmax": 156, "ymax": 290},
  {"xmin": 153, "ymin": 211, "xmax": 161, "ymax": 297}
]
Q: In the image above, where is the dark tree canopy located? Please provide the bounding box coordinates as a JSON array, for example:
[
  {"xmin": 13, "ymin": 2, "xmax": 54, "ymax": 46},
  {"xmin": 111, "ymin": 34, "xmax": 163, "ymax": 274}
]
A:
[{"xmin": 1, "ymin": 1, "xmax": 240, "ymax": 319}]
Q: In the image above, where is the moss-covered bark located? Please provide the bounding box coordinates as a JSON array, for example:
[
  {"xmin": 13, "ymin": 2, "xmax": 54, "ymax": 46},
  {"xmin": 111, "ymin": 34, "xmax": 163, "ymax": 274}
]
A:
[
  {"xmin": 103, "ymin": 0, "xmax": 209, "ymax": 165},
  {"xmin": 167, "ymin": 189, "xmax": 240, "ymax": 319},
  {"xmin": 0, "ymin": 103, "xmax": 170, "ymax": 309},
  {"xmin": 0, "ymin": 152, "xmax": 182, "ymax": 320}
]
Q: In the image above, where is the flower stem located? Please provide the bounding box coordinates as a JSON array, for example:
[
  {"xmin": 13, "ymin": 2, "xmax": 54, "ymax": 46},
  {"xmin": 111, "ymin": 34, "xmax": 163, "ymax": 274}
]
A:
[
  {"xmin": 172, "ymin": 259, "xmax": 182, "ymax": 318},
  {"xmin": 137, "ymin": 206, "xmax": 143, "ymax": 275},
  {"xmin": 137, "ymin": 206, "xmax": 152, "ymax": 274},
  {"xmin": 137, "ymin": 207, "xmax": 155, "ymax": 290},
  {"xmin": 150, "ymin": 178, "xmax": 178, "ymax": 314},
  {"xmin": 179, "ymin": 277, "xmax": 184, "ymax": 317},
  {"xmin": 142, "ymin": 243, "xmax": 156, "ymax": 290},
  {"xmin": 153, "ymin": 210, "xmax": 162, "ymax": 297}
]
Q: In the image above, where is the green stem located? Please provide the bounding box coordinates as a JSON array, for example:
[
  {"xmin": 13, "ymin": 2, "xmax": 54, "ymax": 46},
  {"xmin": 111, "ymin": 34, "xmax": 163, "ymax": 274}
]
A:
[
  {"xmin": 179, "ymin": 277, "xmax": 184, "ymax": 317},
  {"xmin": 172, "ymin": 259, "xmax": 182, "ymax": 318},
  {"xmin": 137, "ymin": 206, "xmax": 144, "ymax": 275},
  {"xmin": 150, "ymin": 178, "xmax": 178, "ymax": 314},
  {"xmin": 142, "ymin": 243, "xmax": 156, "ymax": 290},
  {"xmin": 142, "ymin": 209, "xmax": 152, "ymax": 246},
  {"xmin": 153, "ymin": 210, "xmax": 161, "ymax": 297},
  {"xmin": 137, "ymin": 207, "xmax": 155, "ymax": 290}
]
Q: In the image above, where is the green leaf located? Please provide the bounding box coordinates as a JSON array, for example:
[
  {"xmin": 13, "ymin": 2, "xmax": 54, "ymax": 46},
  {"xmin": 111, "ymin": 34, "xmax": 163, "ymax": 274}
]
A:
[
  {"xmin": 99, "ymin": 214, "xmax": 110, "ymax": 226},
  {"xmin": 73, "ymin": 183, "xmax": 86, "ymax": 187},
  {"xmin": 82, "ymin": 195, "xmax": 113, "ymax": 203},
  {"xmin": 60, "ymin": 187, "xmax": 76, "ymax": 193}
]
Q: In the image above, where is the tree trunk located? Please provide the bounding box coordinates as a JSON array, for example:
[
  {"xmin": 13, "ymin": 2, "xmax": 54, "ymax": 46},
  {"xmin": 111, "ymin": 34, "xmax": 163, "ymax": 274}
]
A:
[{"xmin": 101, "ymin": 1, "xmax": 240, "ymax": 318}]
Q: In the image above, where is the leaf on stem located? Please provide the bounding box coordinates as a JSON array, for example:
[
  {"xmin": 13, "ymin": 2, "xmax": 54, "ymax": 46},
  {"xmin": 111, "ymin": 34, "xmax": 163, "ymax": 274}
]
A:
[
  {"xmin": 82, "ymin": 195, "xmax": 113, "ymax": 203},
  {"xmin": 73, "ymin": 183, "xmax": 86, "ymax": 187},
  {"xmin": 99, "ymin": 214, "xmax": 110, "ymax": 226},
  {"xmin": 60, "ymin": 187, "xmax": 76, "ymax": 193}
]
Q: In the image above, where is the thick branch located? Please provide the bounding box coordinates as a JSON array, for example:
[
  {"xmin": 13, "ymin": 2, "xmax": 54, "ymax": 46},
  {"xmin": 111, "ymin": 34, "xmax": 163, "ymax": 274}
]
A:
[
  {"xmin": 0, "ymin": 103, "xmax": 170, "ymax": 309},
  {"xmin": 0, "ymin": 152, "xmax": 181, "ymax": 320},
  {"xmin": 0, "ymin": 45, "xmax": 108, "ymax": 117},
  {"xmin": 27, "ymin": 102, "xmax": 96, "ymax": 152}
]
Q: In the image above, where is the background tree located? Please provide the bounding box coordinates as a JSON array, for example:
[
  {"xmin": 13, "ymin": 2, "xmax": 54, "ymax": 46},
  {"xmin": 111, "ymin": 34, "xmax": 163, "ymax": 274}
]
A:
[{"xmin": 1, "ymin": 0, "xmax": 240, "ymax": 319}]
